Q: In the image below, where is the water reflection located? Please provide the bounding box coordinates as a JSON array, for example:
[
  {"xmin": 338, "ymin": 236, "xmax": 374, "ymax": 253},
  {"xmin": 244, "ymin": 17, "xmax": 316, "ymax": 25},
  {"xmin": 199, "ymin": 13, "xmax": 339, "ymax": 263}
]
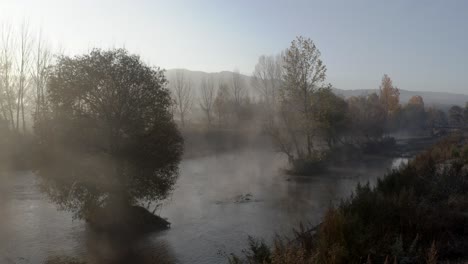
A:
[
  {"xmin": 82, "ymin": 230, "xmax": 176, "ymax": 264},
  {"xmin": 43, "ymin": 232, "xmax": 176, "ymax": 264},
  {"xmin": 1, "ymin": 150, "xmax": 408, "ymax": 264},
  {"xmin": 0, "ymin": 171, "xmax": 176, "ymax": 264}
]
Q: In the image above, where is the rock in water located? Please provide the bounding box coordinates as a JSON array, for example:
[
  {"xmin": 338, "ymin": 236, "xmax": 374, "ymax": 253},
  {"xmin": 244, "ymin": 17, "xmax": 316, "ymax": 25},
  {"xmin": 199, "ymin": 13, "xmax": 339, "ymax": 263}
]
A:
[
  {"xmin": 86, "ymin": 205, "xmax": 170, "ymax": 234},
  {"xmin": 129, "ymin": 205, "xmax": 171, "ymax": 231}
]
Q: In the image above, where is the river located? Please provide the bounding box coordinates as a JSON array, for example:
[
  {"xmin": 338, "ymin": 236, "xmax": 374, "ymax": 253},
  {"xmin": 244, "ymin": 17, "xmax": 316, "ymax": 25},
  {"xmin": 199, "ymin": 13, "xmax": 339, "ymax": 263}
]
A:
[{"xmin": 0, "ymin": 149, "xmax": 408, "ymax": 264}]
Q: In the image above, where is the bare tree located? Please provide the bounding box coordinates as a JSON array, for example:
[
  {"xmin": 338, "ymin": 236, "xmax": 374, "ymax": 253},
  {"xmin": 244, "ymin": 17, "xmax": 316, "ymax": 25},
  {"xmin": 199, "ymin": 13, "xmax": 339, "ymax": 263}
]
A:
[
  {"xmin": 252, "ymin": 56, "xmax": 272, "ymax": 103},
  {"xmin": 231, "ymin": 69, "xmax": 246, "ymax": 106},
  {"xmin": 31, "ymin": 29, "xmax": 52, "ymax": 124},
  {"xmin": 230, "ymin": 69, "xmax": 247, "ymax": 123},
  {"xmin": 214, "ymin": 82, "xmax": 230, "ymax": 127},
  {"xmin": 171, "ymin": 70, "xmax": 193, "ymax": 127},
  {"xmin": 16, "ymin": 21, "xmax": 32, "ymax": 133},
  {"xmin": 199, "ymin": 76, "xmax": 216, "ymax": 126},
  {"xmin": 252, "ymin": 53, "xmax": 283, "ymax": 110},
  {"xmin": 0, "ymin": 23, "xmax": 16, "ymax": 130}
]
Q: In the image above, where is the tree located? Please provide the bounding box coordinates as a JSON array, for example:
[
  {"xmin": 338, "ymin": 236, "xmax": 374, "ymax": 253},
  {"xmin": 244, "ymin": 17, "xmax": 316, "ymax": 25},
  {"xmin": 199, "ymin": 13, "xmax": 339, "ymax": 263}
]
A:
[
  {"xmin": 448, "ymin": 105, "xmax": 464, "ymax": 127},
  {"xmin": 214, "ymin": 82, "xmax": 231, "ymax": 127},
  {"xmin": 199, "ymin": 76, "xmax": 216, "ymax": 126},
  {"xmin": 312, "ymin": 88, "xmax": 348, "ymax": 148},
  {"xmin": 36, "ymin": 49, "xmax": 183, "ymax": 220},
  {"xmin": 464, "ymin": 102, "xmax": 468, "ymax": 126},
  {"xmin": 279, "ymin": 36, "xmax": 328, "ymax": 160},
  {"xmin": 32, "ymin": 29, "xmax": 52, "ymax": 128},
  {"xmin": 347, "ymin": 93, "xmax": 386, "ymax": 142},
  {"xmin": 427, "ymin": 107, "xmax": 448, "ymax": 128},
  {"xmin": 0, "ymin": 23, "xmax": 17, "ymax": 130},
  {"xmin": 171, "ymin": 70, "xmax": 193, "ymax": 127},
  {"xmin": 231, "ymin": 69, "xmax": 247, "ymax": 120},
  {"xmin": 408, "ymin": 95, "xmax": 424, "ymax": 108},
  {"xmin": 0, "ymin": 22, "xmax": 35, "ymax": 134},
  {"xmin": 252, "ymin": 53, "xmax": 283, "ymax": 110},
  {"xmin": 379, "ymin": 74, "xmax": 400, "ymax": 116},
  {"xmin": 15, "ymin": 21, "xmax": 32, "ymax": 133},
  {"xmin": 401, "ymin": 95, "xmax": 426, "ymax": 131}
]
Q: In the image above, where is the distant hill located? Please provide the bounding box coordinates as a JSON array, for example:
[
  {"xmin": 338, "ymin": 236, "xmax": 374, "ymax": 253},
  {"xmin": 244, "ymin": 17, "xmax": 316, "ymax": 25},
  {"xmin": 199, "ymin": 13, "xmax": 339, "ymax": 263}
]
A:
[
  {"xmin": 166, "ymin": 69, "xmax": 468, "ymax": 109},
  {"xmin": 165, "ymin": 69, "xmax": 252, "ymax": 93}
]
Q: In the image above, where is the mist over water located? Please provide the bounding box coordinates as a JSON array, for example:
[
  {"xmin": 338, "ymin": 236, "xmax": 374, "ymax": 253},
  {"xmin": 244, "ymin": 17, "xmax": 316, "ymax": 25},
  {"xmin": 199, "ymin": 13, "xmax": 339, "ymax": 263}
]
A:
[
  {"xmin": 0, "ymin": 3, "xmax": 466, "ymax": 262},
  {"xmin": 0, "ymin": 147, "xmax": 406, "ymax": 264}
]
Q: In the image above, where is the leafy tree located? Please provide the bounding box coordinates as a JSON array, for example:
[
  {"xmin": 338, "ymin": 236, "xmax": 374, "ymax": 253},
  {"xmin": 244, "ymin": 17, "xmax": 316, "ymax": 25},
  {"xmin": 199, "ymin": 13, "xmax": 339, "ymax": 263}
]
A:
[
  {"xmin": 312, "ymin": 87, "xmax": 348, "ymax": 148},
  {"xmin": 401, "ymin": 95, "xmax": 426, "ymax": 131},
  {"xmin": 464, "ymin": 102, "xmax": 468, "ymax": 125},
  {"xmin": 279, "ymin": 36, "xmax": 328, "ymax": 160},
  {"xmin": 347, "ymin": 93, "xmax": 386, "ymax": 142},
  {"xmin": 427, "ymin": 107, "xmax": 448, "ymax": 128},
  {"xmin": 379, "ymin": 74, "xmax": 400, "ymax": 116},
  {"xmin": 408, "ymin": 95, "xmax": 424, "ymax": 107},
  {"xmin": 36, "ymin": 49, "xmax": 183, "ymax": 220},
  {"xmin": 448, "ymin": 105, "xmax": 464, "ymax": 127}
]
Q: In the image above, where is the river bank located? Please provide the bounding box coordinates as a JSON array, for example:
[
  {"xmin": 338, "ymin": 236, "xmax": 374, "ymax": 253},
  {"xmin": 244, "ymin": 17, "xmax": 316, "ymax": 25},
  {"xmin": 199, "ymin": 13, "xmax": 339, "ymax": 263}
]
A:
[{"xmin": 229, "ymin": 136, "xmax": 468, "ymax": 263}]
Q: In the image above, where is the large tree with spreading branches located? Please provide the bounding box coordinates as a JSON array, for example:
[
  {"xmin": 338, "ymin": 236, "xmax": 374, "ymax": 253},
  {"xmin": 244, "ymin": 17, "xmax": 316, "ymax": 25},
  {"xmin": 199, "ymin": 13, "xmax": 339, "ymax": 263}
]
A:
[{"xmin": 36, "ymin": 49, "xmax": 183, "ymax": 222}]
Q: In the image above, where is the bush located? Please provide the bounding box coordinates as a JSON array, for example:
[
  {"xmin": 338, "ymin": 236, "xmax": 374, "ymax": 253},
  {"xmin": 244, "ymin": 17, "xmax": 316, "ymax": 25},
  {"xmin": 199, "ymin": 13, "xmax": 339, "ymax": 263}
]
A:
[
  {"xmin": 288, "ymin": 158, "xmax": 327, "ymax": 175},
  {"xmin": 227, "ymin": 237, "xmax": 271, "ymax": 264},
  {"xmin": 362, "ymin": 136, "xmax": 396, "ymax": 155},
  {"xmin": 230, "ymin": 136, "xmax": 468, "ymax": 263}
]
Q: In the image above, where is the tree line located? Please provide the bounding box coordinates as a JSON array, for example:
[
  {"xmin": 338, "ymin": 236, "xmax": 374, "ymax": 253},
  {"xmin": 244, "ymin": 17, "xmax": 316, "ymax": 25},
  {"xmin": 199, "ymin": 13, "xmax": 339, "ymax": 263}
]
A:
[
  {"xmin": 0, "ymin": 22, "xmax": 52, "ymax": 134},
  {"xmin": 169, "ymin": 69, "xmax": 253, "ymax": 129},
  {"xmin": 2, "ymin": 23, "xmax": 465, "ymax": 149},
  {"xmin": 166, "ymin": 36, "xmax": 468, "ymax": 173},
  {"xmin": 1, "ymin": 23, "xmax": 468, "ymax": 220}
]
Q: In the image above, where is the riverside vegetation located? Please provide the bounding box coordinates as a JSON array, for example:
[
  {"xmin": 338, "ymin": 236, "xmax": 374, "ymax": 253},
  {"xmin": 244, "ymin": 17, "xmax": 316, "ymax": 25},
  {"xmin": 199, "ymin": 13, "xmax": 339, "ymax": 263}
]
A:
[{"xmin": 228, "ymin": 135, "xmax": 468, "ymax": 264}]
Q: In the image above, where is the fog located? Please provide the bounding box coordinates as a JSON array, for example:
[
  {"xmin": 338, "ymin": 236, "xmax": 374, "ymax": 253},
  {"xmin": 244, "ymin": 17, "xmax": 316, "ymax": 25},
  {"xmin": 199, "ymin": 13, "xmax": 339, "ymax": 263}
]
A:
[
  {"xmin": 0, "ymin": 15, "xmax": 467, "ymax": 264},
  {"xmin": 1, "ymin": 143, "xmax": 410, "ymax": 263}
]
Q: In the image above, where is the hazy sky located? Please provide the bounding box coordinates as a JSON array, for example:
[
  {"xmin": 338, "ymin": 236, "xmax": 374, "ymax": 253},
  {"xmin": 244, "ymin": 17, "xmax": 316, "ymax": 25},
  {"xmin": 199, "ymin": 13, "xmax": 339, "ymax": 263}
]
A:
[{"xmin": 1, "ymin": 0, "xmax": 467, "ymax": 93}]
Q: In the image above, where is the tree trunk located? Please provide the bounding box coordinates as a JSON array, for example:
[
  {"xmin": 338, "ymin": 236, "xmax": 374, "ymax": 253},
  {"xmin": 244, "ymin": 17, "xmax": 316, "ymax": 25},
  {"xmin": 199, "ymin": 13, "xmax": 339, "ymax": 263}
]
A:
[
  {"xmin": 16, "ymin": 87, "xmax": 21, "ymax": 132},
  {"xmin": 21, "ymin": 96, "xmax": 25, "ymax": 133},
  {"xmin": 180, "ymin": 112, "xmax": 185, "ymax": 127}
]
